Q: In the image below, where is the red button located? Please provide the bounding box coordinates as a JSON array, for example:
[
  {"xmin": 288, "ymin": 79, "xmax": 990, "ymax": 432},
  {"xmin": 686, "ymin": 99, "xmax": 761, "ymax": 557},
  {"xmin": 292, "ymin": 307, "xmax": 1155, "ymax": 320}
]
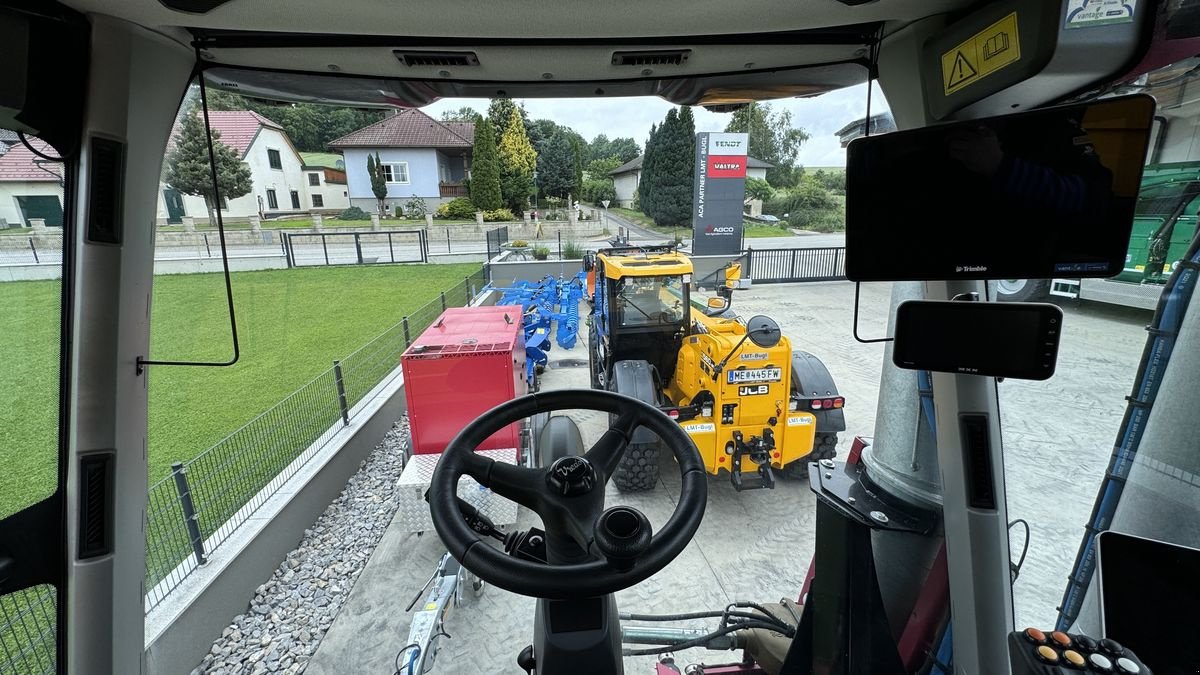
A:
[
  {"xmin": 1024, "ymin": 627, "xmax": 1047, "ymax": 643},
  {"xmin": 1051, "ymin": 631, "xmax": 1072, "ymax": 648}
]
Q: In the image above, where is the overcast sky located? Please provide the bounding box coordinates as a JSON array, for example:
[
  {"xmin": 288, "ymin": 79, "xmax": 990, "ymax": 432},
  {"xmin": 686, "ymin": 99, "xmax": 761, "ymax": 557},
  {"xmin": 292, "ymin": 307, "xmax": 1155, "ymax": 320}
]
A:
[{"xmin": 421, "ymin": 82, "xmax": 889, "ymax": 168}]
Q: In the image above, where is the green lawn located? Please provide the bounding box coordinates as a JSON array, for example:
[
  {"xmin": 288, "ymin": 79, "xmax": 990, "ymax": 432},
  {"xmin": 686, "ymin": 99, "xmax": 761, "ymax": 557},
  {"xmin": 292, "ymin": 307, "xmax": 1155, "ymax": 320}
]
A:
[
  {"xmin": 0, "ymin": 263, "xmax": 479, "ymax": 520},
  {"xmin": 743, "ymin": 221, "xmax": 792, "ymax": 238}
]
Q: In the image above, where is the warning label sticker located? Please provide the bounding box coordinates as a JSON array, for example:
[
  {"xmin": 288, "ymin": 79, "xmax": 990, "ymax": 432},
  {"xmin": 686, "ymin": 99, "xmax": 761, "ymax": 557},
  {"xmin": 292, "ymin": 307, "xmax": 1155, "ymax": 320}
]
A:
[{"xmin": 941, "ymin": 12, "xmax": 1021, "ymax": 96}]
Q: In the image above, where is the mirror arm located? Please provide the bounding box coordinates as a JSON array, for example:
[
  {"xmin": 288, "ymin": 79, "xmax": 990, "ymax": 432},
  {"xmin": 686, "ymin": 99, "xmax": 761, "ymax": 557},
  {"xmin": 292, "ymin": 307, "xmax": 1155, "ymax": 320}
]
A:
[{"xmin": 710, "ymin": 331, "xmax": 753, "ymax": 381}]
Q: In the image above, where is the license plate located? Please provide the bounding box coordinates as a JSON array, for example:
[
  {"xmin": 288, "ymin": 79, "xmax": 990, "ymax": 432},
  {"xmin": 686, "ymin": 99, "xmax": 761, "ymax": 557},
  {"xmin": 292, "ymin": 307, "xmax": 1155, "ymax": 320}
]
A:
[{"xmin": 726, "ymin": 367, "xmax": 782, "ymax": 384}]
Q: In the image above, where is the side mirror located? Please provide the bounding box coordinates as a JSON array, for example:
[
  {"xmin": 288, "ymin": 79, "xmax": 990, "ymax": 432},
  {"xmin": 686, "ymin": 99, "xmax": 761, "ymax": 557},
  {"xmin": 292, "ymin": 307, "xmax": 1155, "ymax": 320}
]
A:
[
  {"xmin": 706, "ymin": 297, "xmax": 726, "ymax": 310},
  {"xmin": 746, "ymin": 315, "xmax": 782, "ymax": 348}
]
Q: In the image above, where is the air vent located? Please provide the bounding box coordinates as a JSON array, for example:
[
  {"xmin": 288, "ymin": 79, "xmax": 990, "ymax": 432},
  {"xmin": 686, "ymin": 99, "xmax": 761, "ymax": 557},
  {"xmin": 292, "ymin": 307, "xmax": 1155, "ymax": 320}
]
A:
[
  {"xmin": 395, "ymin": 51, "xmax": 480, "ymax": 68},
  {"xmin": 78, "ymin": 452, "xmax": 114, "ymax": 559},
  {"xmin": 611, "ymin": 50, "xmax": 691, "ymax": 67}
]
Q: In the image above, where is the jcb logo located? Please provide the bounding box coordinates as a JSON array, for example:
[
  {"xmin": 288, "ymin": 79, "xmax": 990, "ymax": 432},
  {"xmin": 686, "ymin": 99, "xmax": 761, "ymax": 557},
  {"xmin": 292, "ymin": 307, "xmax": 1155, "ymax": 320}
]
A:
[{"xmin": 739, "ymin": 385, "xmax": 769, "ymax": 396}]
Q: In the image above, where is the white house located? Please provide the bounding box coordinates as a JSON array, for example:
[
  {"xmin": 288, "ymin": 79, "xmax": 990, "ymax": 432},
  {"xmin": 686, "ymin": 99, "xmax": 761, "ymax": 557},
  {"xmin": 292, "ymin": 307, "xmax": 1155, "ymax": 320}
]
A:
[
  {"xmin": 609, "ymin": 154, "xmax": 774, "ymax": 209},
  {"xmin": 329, "ymin": 109, "xmax": 472, "ymax": 214},
  {"xmin": 157, "ymin": 111, "xmax": 312, "ymax": 224},
  {"xmin": 299, "ymin": 152, "xmax": 350, "ymax": 212},
  {"xmin": 0, "ymin": 135, "xmax": 65, "ymax": 228}
]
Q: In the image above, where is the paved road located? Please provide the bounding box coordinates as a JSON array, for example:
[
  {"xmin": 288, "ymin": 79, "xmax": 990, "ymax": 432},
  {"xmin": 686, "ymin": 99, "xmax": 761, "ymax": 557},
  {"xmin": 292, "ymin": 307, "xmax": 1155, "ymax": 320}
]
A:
[{"xmin": 309, "ymin": 281, "xmax": 1149, "ymax": 673}]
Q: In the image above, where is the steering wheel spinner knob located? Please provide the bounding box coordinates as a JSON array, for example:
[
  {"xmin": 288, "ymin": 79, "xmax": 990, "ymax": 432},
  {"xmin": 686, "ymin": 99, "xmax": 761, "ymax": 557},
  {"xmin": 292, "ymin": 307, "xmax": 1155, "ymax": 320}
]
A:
[
  {"xmin": 594, "ymin": 506, "xmax": 653, "ymax": 572},
  {"xmin": 546, "ymin": 455, "xmax": 597, "ymax": 496}
]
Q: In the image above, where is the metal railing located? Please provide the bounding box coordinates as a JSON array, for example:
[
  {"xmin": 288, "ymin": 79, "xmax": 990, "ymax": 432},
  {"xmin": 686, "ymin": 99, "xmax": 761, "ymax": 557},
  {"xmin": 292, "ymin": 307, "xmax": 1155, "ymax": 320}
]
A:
[
  {"xmin": 0, "ymin": 585, "xmax": 56, "ymax": 675},
  {"xmin": 745, "ymin": 246, "xmax": 846, "ymax": 283},
  {"xmin": 485, "ymin": 226, "xmax": 509, "ymax": 260},
  {"xmin": 0, "ymin": 235, "xmax": 64, "ymax": 265},
  {"xmin": 143, "ymin": 268, "xmax": 487, "ymax": 612},
  {"xmin": 283, "ymin": 230, "xmax": 429, "ymax": 267}
]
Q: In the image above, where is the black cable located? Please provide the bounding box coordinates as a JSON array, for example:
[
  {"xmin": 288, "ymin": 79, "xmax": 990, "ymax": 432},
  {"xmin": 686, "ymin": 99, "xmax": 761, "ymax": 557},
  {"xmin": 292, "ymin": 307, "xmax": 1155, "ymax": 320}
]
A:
[
  {"xmin": 621, "ymin": 610, "xmax": 728, "ymax": 622},
  {"xmin": 136, "ymin": 60, "xmax": 241, "ymax": 374},
  {"xmin": 622, "ymin": 620, "xmax": 790, "ymax": 657},
  {"xmin": 18, "ymin": 131, "xmax": 63, "ymax": 161},
  {"xmin": 1009, "ymin": 518, "xmax": 1031, "ymax": 582},
  {"xmin": 393, "ymin": 643, "xmax": 419, "ymax": 675}
]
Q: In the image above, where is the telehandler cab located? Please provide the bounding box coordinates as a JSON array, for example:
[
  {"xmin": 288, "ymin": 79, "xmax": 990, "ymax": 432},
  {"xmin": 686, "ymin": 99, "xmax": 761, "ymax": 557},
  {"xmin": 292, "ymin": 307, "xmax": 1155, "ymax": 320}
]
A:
[{"xmin": 585, "ymin": 245, "xmax": 846, "ymax": 491}]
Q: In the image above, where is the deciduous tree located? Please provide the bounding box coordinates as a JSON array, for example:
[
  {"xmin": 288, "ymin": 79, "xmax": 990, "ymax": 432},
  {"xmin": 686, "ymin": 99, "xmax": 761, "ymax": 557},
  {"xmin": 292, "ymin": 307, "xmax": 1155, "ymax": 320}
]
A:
[{"xmin": 724, "ymin": 102, "xmax": 810, "ymax": 187}]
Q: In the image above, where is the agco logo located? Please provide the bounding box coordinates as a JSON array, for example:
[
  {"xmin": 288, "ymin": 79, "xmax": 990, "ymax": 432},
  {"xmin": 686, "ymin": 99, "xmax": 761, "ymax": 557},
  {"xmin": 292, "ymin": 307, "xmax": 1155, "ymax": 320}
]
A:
[{"xmin": 705, "ymin": 225, "xmax": 736, "ymax": 235}]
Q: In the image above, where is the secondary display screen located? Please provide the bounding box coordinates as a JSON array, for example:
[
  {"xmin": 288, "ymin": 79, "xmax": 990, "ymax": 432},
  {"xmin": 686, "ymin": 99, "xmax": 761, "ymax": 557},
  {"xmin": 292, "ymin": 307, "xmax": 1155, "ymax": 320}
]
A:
[
  {"xmin": 845, "ymin": 95, "xmax": 1156, "ymax": 282},
  {"xmin": 1099, "ymin": 531, "xmax": 1200, "ymax": 674},
  {"xmin": 892, "ymin": 301, "xmax": 1063, "ymax": 380}
]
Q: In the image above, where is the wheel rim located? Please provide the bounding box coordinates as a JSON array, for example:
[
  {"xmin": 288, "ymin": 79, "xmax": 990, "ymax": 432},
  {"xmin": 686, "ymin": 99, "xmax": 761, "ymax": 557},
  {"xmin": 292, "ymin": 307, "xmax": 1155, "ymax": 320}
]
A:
[{"xmin": 996, "ymin": 279, "xmax": 1027, "ymax": 296}]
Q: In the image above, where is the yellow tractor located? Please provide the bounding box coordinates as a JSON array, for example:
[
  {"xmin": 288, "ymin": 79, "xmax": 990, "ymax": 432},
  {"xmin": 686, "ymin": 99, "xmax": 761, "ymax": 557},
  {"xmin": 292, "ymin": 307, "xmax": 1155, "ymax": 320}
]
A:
[{"xmin": 585, "ymin": 245, "xmax": 845, "ymax": 491}]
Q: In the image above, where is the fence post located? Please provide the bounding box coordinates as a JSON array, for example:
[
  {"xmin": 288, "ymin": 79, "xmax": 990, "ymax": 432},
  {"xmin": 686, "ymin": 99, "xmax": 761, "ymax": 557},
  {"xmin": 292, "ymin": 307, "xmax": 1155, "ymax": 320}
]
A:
[
  {"xmin": 171, "ymin": 462, "xmax": 207, "ymax": 566},
  {"xmin": 354, "ymin": 233, "xmax": 364, "ymax": 265},
  {"xmin": 446, "ymin": 228, "xmax": 451, "ymax": 254},
  {"xmin": 322, "ymin": 234, "xmax": 330, "ymax": 266},
  {"xmin": 440, "ymin": 291, "xmax": 447, "ymax": 311},
  {"xmin": 28, "ymin": 237, "xmax": 39, "ymax": 264},
  {"xmin": 465, "ymin": 275, "xmax": 472, "ymax": 301},
  {"xmin": 333, "ymin": 360, "xmax": 350, "ymax": 425},
  {"xmin": 203, "ymin": 234, "xmax": 212, "ymax": 258},
  {"xmin": 557, "ymin": 230, "xmax": 562, "ymax": 258},
  {"xmin": 387, "ymin": 232, "xmax": 395, "ymax": 263},
  {"xmin": 403, "ymin": 316, "xmax": 411, "ymax": 346}
]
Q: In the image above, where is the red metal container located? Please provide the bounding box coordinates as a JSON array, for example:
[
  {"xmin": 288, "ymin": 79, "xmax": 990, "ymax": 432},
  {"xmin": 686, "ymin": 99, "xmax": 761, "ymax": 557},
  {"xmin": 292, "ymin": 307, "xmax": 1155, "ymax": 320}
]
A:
[{"xmin": 402, "ymin": 305, "xmax": 527, "ymax": 455}]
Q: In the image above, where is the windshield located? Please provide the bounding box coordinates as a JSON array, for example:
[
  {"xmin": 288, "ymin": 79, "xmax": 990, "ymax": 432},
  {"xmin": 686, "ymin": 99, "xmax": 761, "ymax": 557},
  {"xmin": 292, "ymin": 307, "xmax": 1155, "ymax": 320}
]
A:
[{"xmin": 615, "ymin": 274, "xmax": 685, "ymax": 327}]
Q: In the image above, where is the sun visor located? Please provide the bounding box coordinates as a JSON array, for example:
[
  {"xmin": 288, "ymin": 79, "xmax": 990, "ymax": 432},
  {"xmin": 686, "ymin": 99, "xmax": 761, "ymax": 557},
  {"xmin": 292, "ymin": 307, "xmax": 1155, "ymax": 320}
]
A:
[
  {"xmin": 921, "ymin": 0, "xmax": 1151, "ymax": 120},
  {"xmin": 202, "ymin": 61, "xmax": 867, "ymax": 108}
]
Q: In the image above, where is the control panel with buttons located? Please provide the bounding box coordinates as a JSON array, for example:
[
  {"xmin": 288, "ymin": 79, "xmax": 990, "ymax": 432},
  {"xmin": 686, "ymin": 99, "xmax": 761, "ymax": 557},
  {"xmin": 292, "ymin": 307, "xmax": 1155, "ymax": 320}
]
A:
[{"xmin": 1009, "ymin": 628, "xmax": 1151, "ymax": 674}]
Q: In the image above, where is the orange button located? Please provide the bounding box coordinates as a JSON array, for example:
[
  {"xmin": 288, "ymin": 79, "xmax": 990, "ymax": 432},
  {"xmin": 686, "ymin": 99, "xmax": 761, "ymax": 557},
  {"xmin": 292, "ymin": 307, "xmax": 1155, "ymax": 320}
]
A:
[
  {"xmin": 1037, "ymin": 646, "xmax": 1059, "ymax": 663},
  {"xmin": 1024, "ymin": 627, "xmax": 1047, "ymax": 643},
  {"xmin": 1051, "ymin": 631, "xmax": 1072, "ymax": 648},
  {"xmin": 1064, "ymin": 650, "xmax": 1086, "ymax": 667}
]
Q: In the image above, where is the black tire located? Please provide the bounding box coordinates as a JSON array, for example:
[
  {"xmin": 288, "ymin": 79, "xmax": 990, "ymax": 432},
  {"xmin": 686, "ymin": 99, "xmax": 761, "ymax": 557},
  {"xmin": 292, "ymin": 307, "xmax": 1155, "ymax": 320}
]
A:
[
  {"xmin": 782, "ymin": 432, "xmax": 839, "ymax": 479},
  {"xmin": 995, "ymin": 279, "xmax": 1051, "ymax": 302},
  {"xmin": 612, "ymin": 442, "xmax": 661, "ymax": 492}
]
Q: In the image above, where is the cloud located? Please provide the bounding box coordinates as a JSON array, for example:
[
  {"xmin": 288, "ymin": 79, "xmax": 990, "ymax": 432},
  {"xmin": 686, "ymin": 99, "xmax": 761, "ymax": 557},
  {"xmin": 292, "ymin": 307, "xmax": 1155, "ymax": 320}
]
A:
[{"xmin": 421, "ymin": 82, "xmax": 888, "ymax": 167}]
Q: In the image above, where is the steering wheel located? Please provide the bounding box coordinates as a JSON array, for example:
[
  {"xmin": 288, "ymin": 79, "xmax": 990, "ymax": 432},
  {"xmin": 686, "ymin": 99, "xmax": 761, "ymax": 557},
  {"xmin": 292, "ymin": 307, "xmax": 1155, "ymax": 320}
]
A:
[{"xmin": 429, "ymin": 389, "xmax": 706, "ymax": 599}]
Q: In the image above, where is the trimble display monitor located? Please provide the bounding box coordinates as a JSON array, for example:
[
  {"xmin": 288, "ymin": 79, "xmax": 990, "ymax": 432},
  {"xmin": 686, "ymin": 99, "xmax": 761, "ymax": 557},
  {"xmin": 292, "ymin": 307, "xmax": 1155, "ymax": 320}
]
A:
[{"xmin": 845, "ymin": 95, "xmax": 1156, "ymax": 282}]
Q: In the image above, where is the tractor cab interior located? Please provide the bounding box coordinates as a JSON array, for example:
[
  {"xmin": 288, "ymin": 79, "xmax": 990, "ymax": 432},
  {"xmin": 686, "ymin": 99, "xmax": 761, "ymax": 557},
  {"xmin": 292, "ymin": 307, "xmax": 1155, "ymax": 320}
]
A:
[{"xmin": 3, "ymin": 1, "xmax": 1200, "ymax": 674}]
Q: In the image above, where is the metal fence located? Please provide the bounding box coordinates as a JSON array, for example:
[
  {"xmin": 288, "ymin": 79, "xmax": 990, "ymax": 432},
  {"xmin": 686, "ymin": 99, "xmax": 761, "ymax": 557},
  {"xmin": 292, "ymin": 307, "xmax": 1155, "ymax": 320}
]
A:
[
  {"xmin": 485, "ymin": 226, "xmax": 509, "ymax": 260},
  {"xmin": 746, "ymin": 247, "xmax": 847, "ymax": 283},
  {"xmin": 283, "ymin": 230, "xmax": 429, "ymax": 267},
  {"xmin": 0, "ymin": 585, "xmax": 56, "ymax": 675},
  {"xmin": 0, "ymin": 236, "xmax": 64, "ymax": 266},
  {"xmin": 143, "ymin": 267, "xmax": 487, "ymax": 612}
]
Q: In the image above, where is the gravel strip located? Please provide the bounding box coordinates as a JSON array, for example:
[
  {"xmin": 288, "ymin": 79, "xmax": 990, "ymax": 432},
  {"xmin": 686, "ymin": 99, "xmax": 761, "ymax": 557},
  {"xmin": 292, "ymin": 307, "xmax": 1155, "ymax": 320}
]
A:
[{"xmin": 191, "ymin": 418, "xmax": 410, "ymax": 675}]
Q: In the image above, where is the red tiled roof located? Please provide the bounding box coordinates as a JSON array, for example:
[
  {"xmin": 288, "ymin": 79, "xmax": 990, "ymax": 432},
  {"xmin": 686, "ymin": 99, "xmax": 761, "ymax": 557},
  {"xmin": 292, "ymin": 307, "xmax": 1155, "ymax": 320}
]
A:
[
  {"xmin": 0, "ymin": 138, "xmax": 62, "ymax": 182},
  {"xmin": 329, "ymin": 109, "xmax": 474, "ymax": 149},
  {"xmin": 191, "ymin": 110, "xmax": 283, "ymax": 158}
]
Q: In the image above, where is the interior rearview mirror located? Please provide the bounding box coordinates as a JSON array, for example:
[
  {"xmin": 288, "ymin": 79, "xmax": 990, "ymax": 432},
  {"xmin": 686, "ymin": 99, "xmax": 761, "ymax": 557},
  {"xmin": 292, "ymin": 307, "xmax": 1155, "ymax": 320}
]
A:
[{"xmin": 746, "ymin": 315, "xmax": 782, "ymax": 348}]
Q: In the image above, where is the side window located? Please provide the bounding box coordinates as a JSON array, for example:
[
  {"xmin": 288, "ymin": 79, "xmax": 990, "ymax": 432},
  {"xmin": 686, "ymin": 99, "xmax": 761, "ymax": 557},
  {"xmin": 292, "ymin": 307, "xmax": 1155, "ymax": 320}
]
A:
[
  {"xmin": 308, "ymin": 173, "xmax": 320, "ymax": 186},
  {"xmin": 266, "ymin": 189, "xmax": 278, "ymax": 209},
  {"xmin": 267, "ymin": 148, "xmax": 282, "ymax": 170},
  {"xmin": 0, "ymin": 128, "xmax": 67, "ymax": 673}
]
